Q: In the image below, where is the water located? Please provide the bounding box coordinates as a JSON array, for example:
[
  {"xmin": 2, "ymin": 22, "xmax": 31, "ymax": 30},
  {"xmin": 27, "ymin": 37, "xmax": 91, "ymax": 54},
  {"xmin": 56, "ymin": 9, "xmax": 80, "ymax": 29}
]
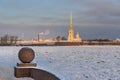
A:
[{"xmin": 0, "ymin": 46, "xmax": 120, "ymax": 80}]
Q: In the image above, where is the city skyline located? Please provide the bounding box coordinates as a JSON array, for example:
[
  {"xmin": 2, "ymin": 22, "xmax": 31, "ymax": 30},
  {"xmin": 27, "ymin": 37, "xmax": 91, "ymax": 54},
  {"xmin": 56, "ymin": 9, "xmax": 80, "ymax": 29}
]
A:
[{"xmin": 0, "ymin": 0, "xmax": 120, "ymax": 40}]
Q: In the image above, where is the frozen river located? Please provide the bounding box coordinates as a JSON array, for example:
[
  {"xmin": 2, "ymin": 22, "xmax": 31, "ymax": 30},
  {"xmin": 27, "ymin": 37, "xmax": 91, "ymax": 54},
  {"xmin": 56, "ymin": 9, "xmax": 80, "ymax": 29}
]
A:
[{"xmin": 0, "ymin": 46, "xmax": 120, "ymax": 80}]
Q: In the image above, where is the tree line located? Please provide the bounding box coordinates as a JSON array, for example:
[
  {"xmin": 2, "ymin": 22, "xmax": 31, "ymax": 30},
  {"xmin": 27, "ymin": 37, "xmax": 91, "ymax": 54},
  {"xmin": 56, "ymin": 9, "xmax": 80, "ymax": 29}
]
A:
[{"xmin": 0, "ymin": 34, "xmax": 18, "ymax": 46}]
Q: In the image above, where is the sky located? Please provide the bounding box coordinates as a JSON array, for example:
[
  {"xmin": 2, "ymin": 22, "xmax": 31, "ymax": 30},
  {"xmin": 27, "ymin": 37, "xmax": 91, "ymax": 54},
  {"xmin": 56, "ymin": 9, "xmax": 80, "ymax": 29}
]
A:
[{"xmin": 0, "ymin": 0, "xmax": 120, "ymax": 40}]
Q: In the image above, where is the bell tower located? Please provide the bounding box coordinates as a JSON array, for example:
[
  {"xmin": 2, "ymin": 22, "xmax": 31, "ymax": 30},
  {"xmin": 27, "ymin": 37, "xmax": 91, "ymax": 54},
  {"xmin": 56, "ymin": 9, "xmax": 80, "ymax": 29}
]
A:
[
  {"xmin": 76, "ymin": 32, "xmax": 82, "ymax": 41},
  {"xmin": 68, "ymin": 12, "xmax": 74, "ymax": 41}
]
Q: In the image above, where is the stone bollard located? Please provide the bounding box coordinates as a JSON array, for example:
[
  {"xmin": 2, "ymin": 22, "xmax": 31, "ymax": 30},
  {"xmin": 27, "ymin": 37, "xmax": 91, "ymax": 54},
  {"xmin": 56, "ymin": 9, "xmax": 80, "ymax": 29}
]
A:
[
  {"xmin": 17, "ymin": 47, "xmax": 36, "ymax": 67},
  {"xmin": 14, "ymin": 47, "xmax": 60, "ymax": 80},
  {"xmin": 14, "ymin": 47, "xmax": 36, "ymax": 78}
]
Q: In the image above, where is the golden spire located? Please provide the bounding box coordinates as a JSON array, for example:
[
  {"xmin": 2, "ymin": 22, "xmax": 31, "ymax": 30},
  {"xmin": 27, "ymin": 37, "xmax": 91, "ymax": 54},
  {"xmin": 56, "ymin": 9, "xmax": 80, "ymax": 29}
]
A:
[
  {"xmin": 70, "ymin": 11, "xmax": 72, "ymax": 28},
  {"xmin": 68, "ymin": 11, "xmax": 74, "ymax": 41}
]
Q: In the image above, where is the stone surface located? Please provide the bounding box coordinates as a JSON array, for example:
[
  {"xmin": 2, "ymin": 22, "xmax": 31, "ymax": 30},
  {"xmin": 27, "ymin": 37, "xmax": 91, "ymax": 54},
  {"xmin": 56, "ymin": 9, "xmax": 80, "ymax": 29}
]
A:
[
  {"xmin": 14, "ymin": 67, "xmax": 31, "ymax": 78},
  {"xmin": 17, "ymin": 63, "xmax": 37, "ymax": 67},
  {"xmin": 31, "ymin": 68, "xmax": 60, "ymax": 80},
  {"xmin": 18, "ymin": 47, "xmax": 35, "ymax": 63},
  {"xmin": 14, "ymin": 67, "xmax": 60, "ymax": 80}
]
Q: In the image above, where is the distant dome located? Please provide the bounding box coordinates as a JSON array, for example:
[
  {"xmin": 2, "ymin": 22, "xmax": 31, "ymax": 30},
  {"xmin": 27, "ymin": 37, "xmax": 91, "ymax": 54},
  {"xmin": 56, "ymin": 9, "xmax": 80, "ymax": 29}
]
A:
[{"xmin": 18, "ymin": 47, "xmax": 35, "ymax": 63}]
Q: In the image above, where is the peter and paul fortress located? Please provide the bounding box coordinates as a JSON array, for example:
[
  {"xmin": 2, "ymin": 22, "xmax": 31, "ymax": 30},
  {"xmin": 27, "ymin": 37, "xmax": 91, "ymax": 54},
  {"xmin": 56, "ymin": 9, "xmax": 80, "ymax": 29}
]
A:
[{"xmin": 68, "ymin": 12, "xmax": 82, "ymax": 42}]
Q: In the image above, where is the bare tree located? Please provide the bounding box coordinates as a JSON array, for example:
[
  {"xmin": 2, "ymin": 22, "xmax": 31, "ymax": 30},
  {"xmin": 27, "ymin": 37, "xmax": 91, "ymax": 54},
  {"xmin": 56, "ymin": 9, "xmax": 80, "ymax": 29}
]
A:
[{"xmin": 0, "ymin": 34, "xmax": 18, "ymax": 45}]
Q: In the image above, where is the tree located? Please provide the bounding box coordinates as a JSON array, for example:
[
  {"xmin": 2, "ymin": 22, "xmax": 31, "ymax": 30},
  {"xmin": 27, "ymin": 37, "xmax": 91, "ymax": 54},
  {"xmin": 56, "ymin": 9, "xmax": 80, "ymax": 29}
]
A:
[
  {"xmin": 56, "ymin": 36, "xmax": 61, "ymax": 41},
  {"xmin": 0, "ymin": 34, "xmax": 18, "ymax": 45}
]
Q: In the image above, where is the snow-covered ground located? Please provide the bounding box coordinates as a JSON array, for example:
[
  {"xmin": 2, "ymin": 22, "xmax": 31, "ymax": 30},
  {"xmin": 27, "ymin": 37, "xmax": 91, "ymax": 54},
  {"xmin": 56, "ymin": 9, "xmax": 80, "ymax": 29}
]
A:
[{"xmin": 0, "ymin": 46, "xmax": 120, "ymax": 80}]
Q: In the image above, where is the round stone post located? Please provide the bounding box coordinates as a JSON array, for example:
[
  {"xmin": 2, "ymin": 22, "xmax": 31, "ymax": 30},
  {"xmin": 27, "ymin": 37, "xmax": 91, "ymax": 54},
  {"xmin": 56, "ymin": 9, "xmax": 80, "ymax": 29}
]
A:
[
  {"xmin": 17, "ymin": 47, "xmax": 36, "ymax": 67},
  {"xmin": 14, "ymin": 47, "xmax": 36, "ymax": 78}
]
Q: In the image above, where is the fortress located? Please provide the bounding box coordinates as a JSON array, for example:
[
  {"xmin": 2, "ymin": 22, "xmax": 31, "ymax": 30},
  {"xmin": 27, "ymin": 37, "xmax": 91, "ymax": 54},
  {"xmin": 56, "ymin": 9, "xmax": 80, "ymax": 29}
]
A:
[
  {"xmin": 67, "ymin": 12, "xmax": 82, "ymax": 42},
  {"xmin": 15, "ymin": 12, "xmax": 83, "ymax": 46}
]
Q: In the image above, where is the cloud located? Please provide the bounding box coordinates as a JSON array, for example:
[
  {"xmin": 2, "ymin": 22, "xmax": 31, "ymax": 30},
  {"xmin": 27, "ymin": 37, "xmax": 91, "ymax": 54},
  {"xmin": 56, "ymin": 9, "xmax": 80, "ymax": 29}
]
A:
[
  {"xmin": 71, "ymin": 0, "xmax": 120, "ymax": 28},
  {"xmin": 0, "ymin": 22, "xmax": 68, "ymax": 39}
]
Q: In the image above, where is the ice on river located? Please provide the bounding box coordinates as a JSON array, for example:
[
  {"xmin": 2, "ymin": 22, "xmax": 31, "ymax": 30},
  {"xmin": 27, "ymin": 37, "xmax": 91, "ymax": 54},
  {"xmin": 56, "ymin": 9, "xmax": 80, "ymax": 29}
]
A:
[{"xmin": 0, "ymin": 46, "xmax": 120, "ymax": 80}]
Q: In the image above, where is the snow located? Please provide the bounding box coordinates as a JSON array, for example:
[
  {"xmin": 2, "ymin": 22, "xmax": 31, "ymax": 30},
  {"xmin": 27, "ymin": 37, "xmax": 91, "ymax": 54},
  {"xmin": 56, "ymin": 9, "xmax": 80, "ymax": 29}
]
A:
[{"xmin": 0, "ymin": 46, "xmax": 120, "ymax": 80}]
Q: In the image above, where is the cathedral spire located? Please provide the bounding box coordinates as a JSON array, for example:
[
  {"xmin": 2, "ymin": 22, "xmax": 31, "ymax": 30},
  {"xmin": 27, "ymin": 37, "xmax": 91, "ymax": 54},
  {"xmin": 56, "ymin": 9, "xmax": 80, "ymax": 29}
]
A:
[
  {"xmin": 67, "ymin": 11, "xmax": 82, "ymax": 42},
  {"xmin": 68, "ymin": 12, "xmax": 74, "ymax": 41},
  {"xmin": 70, "ymin": 11, "xmax": 72, "ymax": 28}
]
